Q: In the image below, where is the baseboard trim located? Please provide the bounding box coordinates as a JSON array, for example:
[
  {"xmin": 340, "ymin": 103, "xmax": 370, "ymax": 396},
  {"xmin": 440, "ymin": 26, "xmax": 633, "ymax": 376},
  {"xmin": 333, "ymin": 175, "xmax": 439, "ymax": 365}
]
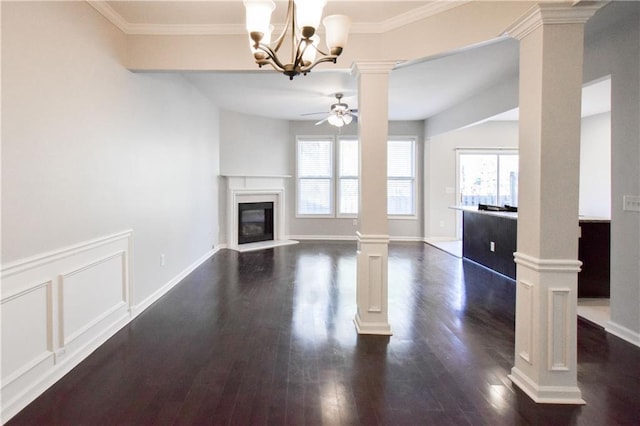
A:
[
  {"xmin": 508, "ymin": 368, "xmax": 585, "ymax": 405},
  {"xmin": 130, "ymin": 246, "xmax": 220, "ymax": 319},
  {"xmin": 606, "ymin": 320, "xmax": 640, "ymax": 348},
  {"xmin": 424, "ymin": 236, "xmax": 459, "ymax": 243},
  {"xmin": 287, "ymin": 235, "xmax": 424, "ymax": 243},
  {"xmin": 389, "ymin": 236, "xmax": 423, "ymax": 242},
  {"xmin": 1, "ymin": 312, "xmax": 130, "ymax": 424},
  {"xmin": 288, "ymin": 235, "xmax": 357, "ymax": 241},
  {"xmin": 353, "ymin": 314, "xmax": 393, "ymax": 336}
]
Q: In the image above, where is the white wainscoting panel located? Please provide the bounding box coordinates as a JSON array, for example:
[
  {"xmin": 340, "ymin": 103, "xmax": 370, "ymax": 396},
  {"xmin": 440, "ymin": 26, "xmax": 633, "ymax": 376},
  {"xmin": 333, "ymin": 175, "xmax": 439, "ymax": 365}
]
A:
[
  {"xmin": 59, "ymin": 251, "xmax": 129, "ymax": 357},
  {"xmin": 549, "ymin": 288, "xmax": 570, "ymax": 371},
  {"xmin": 517, "ymin": 279, "xmax": 534, "ymax": 365},
  {"xmin": 1, "ymin": 280, "xmax": 55, "ymax": 412},
  {"xmin": 1, "ymin": 231, "xmax": 132, "ymax": 424},
  {"xmin": 1, "ymin": 231, "xmax": 221, "ymax": 423}
]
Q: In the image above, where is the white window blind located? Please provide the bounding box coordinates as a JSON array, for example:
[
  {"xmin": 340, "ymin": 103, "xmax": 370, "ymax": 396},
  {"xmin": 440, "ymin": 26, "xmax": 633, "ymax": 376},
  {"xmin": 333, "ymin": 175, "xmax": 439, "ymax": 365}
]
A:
[
  {"xmin": 297, "ymin": 139, "xmax": 333, "ymax": 215},
  {"xmin": 387, "ymin": 139, "xmax": 415, "ymax": 215},
  {"xmin": 338, "ymin": 139, "xmax": 358, "ymax": 215}
]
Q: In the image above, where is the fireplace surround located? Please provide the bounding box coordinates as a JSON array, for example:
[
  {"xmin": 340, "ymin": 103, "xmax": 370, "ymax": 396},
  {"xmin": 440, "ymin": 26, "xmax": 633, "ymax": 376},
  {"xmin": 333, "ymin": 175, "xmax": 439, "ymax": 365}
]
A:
[{"xmin": 224, "ymin": 175, "xmax": 297, "ymax": 251}]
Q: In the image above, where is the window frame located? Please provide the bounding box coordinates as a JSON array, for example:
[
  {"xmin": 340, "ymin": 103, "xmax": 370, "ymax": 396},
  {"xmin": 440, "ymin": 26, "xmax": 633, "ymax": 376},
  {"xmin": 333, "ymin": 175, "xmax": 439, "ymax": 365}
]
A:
[
  {"xmin": 296, "ymin": 136, "xmax": 335, "ymax": 218},
  {"xmin": 387, "ymin": 137, "xmax": 418, "ymax": 219},
  {"xmin": 295, "ymin": 135, "xmax": 419, "ymax": 220},
  {"xmin": 337, "ymin": 137, "xmax": 359, "ymax": 218},
  {"xmin": 454, "ymin": 148, "xmax": 519, "ymax": 237}
]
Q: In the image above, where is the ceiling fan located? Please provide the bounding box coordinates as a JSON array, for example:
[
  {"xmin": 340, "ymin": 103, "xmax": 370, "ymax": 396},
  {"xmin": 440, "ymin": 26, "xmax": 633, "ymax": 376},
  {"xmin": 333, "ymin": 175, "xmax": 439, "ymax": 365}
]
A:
[{"xmin": 302, "ymin": 93, "xmax": 358, "ymax": 127}]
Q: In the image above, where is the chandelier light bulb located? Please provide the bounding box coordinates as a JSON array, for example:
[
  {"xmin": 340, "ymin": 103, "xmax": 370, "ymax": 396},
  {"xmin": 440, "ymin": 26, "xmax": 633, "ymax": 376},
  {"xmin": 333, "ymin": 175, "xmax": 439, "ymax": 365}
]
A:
[
  {"xmin": 323, "ymin": 15, "xmax": 351, "ymax": 56},
  {"xmin": 294, "ymin": 0, "xmax": 327, "ymax": 35},
  {"xmin": 301, "ymin": 35, "xmax": 319, "ymax": 65},
  {"xmin": 244, "ymin": 0, "xmax": 275, "ymax": 36}
]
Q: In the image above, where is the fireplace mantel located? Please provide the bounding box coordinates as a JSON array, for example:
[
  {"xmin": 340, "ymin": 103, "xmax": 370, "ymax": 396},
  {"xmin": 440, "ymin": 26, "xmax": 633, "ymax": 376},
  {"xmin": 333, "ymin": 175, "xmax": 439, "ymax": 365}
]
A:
[{"xmin": 223, "ymin": 175, "xmax": 297, "ymax": 252}]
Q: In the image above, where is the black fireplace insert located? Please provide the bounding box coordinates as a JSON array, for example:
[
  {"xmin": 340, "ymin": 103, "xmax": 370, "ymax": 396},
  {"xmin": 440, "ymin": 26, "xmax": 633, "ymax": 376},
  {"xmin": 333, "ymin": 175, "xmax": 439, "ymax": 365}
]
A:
[{"xmin": 238, "ymin": 202, "xmax": 274, "ymax": 244}]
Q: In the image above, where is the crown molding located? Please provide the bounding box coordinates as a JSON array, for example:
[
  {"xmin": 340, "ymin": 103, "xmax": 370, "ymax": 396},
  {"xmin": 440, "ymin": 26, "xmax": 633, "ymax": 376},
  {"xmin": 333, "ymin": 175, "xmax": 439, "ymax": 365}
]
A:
[
  {"xmin": 87, "ymin": 0, "xmax": 130, "ymax": 34},
  {"xmin": 88, "ymin": 0, "xmax": 471, "ymax": 36},
  {"xmin": 351, "ymin": 60, "xmax": 399, "ymax": 77},
  {"xmin": 504, "ymin": 2, "xmax": 605, "ymax": 40},
  {"xmin": 379, "ymin": 0, "xmax": 470, "ymax": 33},
  {"xmin": 127, "ymin": 23, "xmax": 246, "ymax": 36}
]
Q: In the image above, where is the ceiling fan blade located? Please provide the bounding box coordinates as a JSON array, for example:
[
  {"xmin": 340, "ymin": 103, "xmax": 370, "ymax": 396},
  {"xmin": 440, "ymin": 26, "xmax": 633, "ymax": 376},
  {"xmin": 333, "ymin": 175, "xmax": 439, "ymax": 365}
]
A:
[
  {"xmin": 301, "ymin": 111, "xmax": 328, "ymax": 116},
  {"xmin": 315, "ymin": 116, "xmax": 330, "ymax": 125}
]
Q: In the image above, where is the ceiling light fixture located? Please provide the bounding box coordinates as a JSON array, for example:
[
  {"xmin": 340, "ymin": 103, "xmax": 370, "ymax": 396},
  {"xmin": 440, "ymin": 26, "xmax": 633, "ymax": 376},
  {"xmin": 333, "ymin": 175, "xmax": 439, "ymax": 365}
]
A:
[
  {"xmin": 244, "ymin": 0, "xmax": 351, "ymax": 80},
  {"xmin": 301, "ymin": 93, "xmax": 357, "ymax": 127}
]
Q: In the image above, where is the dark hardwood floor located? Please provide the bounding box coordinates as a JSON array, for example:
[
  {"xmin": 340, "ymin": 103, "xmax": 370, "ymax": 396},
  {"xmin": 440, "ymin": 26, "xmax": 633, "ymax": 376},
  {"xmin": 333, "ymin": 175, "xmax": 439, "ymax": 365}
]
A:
[{"xmin": 8, "ymin": 242, "xmax": 640, "ymax": 425}]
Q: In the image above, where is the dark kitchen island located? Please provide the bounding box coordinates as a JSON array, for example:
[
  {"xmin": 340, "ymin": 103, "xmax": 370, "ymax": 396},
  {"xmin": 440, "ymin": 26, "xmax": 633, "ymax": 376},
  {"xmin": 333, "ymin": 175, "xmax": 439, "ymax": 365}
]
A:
[{"xmin": 453, "ymin": 206, "xmax": 610, "ymax": 297}]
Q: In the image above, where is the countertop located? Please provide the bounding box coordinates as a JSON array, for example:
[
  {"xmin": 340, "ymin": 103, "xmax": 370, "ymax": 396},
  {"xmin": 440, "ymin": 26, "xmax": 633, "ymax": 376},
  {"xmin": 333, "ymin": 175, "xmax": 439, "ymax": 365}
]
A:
[{"xmin": 449, "ymin": 205, "xmax": 610, "ymax": 222}]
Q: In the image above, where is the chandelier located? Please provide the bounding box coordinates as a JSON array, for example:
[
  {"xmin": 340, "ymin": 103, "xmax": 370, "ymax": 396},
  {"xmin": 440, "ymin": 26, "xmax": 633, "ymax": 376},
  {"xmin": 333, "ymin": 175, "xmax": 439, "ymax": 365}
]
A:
[{"xmin": 243, "ymin": 0, "xmax": 351, "ymax": 80}]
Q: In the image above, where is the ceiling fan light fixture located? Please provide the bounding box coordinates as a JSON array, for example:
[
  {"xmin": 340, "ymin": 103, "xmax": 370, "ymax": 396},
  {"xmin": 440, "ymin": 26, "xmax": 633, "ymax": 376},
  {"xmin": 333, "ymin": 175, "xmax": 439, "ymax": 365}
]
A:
[
  {"xmin": 342, "ymin": 114, "xmax": 353, "ymax": 125},
  {"xmin": 328, "ymin": 114, "xmax": 344, "ymax": 127},
  {"xmin": 244, "ymin": 0, "xmax": 350, "ymax": 80}
]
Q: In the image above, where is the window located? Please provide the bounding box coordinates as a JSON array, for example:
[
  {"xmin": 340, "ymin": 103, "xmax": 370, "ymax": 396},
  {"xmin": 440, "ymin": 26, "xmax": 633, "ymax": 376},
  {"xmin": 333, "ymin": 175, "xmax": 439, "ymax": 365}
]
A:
[
  {"xmin": 387, "ymin": 139, "xmax": 416, "ymax": 216},
  {"xmin": 338, "ymin": 138, "xmax": 358, "ymax": 215},
  {"xmin": 296, "ymin": 136, "xmax": 417, "ymax": 218},
  {"xmin": 297, "ymin": 138, "xmax": 333, "ymax": 215},
  {"xmin": 458, "ymin": 150, "xmax": 519, "ymax": 207}
]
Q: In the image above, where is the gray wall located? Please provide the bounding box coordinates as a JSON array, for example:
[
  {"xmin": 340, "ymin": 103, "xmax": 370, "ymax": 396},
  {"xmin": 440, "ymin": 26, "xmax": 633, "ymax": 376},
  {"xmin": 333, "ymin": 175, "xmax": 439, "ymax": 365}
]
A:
[
  {"xmin": 219, "ymin": 110, "xmax": 291, "ymax": 176},
  {"xmin": 583, "ymin": 1, "xmax": 640, "ymax": 340},
  {"xmin": 2, "ymin": 1, "xmax": 221, "ymax": 304},
  {"xmin": 425, "ymin": 121, "xmax": 520, "ymax": 240}
]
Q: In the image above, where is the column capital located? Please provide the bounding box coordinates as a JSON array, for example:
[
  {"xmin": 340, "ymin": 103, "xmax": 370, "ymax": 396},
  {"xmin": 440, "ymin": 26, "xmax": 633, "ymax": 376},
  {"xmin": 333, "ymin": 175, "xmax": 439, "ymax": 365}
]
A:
[
  {"xmin": 351, "ymin": 60, "xmax": 399, "ymax": 77},
  {"xmin": 504, "ymin": 3, "xmax": 603, "ymax": 40}
]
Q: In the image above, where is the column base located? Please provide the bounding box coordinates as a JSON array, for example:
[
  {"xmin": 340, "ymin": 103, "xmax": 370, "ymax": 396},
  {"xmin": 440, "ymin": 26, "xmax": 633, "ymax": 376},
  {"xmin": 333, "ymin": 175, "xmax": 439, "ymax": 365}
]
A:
[
  {"xmin": 353, "ymin": 313, "xmax": 392, "ymax": 335},
  {"xmin": 354, "ymin": 232, "xmax": 391, "ymax": 336},
  {"xmin": 509, "ymin": 367, "xmax": 585, "ymax": 405}
]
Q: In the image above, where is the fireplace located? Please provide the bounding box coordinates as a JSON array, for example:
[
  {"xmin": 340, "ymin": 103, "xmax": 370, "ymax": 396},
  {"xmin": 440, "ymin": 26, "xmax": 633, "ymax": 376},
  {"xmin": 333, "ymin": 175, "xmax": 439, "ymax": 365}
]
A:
[
  {"xmin": 224, "ymin": 176, "xmax": 297, "ymax": 251},
  {"xmin": 238, "ymin": 202, "xmax": 274, "ymax": 244}
]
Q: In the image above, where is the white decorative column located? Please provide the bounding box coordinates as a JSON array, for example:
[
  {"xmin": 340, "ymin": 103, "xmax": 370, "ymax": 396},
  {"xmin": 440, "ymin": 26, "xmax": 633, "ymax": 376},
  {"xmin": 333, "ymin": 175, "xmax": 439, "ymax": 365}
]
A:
[
  {"xmin": 352, "ymin": 61, "xmax": 396, "ymax": 335},
  {"xmin": 505, "ymin": 3, "xmax": 602, "ymax": 404}
]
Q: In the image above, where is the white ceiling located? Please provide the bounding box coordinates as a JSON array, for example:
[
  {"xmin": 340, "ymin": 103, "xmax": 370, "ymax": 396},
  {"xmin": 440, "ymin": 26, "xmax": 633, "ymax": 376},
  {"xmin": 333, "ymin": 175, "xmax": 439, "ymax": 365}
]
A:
[
  {"xmin": 98, "ymin": 1, "xmax": 614, "ymax": 123},
  {"xmin": 184, "ymin": 36, "xmax": 522, "ymax": 121}
]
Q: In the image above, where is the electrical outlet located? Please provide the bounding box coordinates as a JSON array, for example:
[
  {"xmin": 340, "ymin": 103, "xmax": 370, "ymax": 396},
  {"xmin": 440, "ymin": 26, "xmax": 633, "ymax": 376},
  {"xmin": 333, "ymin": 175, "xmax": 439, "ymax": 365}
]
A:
[
  {"xmin": 490, "ymin": 241, "xmax": 495, "ymax": 252},
  {"xmin": 623, "ymin": 195, "xmax": 640, "ymax": 212},
  {"xmin": 160, "ymin": 254, "xmax": 166, "ymax": 267},
  {"xmin": 352, "ymin": 219, "xmax": 358, "ymax": 226}
]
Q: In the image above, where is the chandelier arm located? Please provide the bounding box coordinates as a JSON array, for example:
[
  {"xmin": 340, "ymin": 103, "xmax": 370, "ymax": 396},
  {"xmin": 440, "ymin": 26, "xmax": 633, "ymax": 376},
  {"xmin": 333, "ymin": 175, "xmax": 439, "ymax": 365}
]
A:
[
  {"xmin": 311, "ymin": 45, "xmax": 331, "ymax": 58},
  {"xmin": 256, "ymin": 59, "xmax": 286, "ymax": 73},
  {"xmin": 299, "ymin": 55, "xmax": 339, "ymax": 73},
  {"xmin": 256, "ymin": 44, "xmax": 288, "ymax": 71},
  {"xmin": 272, "ymin": 0, "xmax": 295, "ymax": 53},
  {"xmin": 292, "ymin": 37, "xmax": 309, "ymax": 70}
]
